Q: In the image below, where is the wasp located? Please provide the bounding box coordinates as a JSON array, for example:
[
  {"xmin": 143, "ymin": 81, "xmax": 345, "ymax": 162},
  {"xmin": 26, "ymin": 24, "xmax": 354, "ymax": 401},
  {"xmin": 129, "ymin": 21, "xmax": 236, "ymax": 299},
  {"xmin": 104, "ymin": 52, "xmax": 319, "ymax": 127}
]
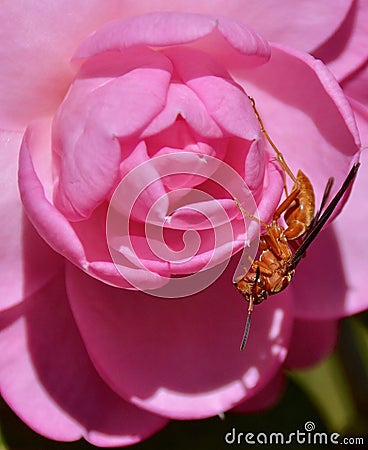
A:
[{"xmin": 234, "ymin": 97, "xmax": 360, "ymax": 350}]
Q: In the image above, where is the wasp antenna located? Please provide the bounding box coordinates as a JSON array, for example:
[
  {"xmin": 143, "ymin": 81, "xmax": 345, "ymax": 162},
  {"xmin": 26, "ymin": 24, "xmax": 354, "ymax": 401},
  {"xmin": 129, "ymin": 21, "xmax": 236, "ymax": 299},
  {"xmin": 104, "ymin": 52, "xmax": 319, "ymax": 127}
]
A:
[
  {"xmin": 248, "ymin": 95, "xmax": 297, "ymax": 186},
  {"xmin": 240, "ymin": 309, "xmax": 253, "ymax": 351},
  {"xmin": 239, "ymin": 266, "xmax": 261, "ymax": 351},
  {"xmin": 240, "ymin": 285, "xmax": 256, "ymax": 352},
  {"xmin": 233, "ymin": 197, "xmax": 268, "ymax": 228}
]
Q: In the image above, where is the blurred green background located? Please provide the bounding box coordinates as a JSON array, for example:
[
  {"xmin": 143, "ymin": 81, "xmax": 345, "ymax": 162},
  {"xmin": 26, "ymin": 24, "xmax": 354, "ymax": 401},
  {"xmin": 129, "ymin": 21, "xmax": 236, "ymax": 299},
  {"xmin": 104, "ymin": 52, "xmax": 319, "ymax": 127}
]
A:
[{"xmin": 1, "ymin": 312, "xmax": 367, "ymax": 450}]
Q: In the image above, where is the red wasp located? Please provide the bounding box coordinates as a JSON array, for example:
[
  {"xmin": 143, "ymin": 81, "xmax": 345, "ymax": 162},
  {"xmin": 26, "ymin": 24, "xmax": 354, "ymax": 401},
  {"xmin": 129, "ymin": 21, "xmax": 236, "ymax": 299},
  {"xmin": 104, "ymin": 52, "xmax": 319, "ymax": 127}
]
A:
[{"xmin": 234, "ymin": 97, "xmax": 360, "ymax": 350}]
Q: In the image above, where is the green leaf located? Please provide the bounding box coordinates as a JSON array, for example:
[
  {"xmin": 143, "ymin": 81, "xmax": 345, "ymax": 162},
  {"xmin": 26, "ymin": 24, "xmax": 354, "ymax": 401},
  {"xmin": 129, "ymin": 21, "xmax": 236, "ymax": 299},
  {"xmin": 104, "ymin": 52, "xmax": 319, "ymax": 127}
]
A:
[{"xmin": 290, "ymin": 351, "xmax": 357, "ymax": 434}]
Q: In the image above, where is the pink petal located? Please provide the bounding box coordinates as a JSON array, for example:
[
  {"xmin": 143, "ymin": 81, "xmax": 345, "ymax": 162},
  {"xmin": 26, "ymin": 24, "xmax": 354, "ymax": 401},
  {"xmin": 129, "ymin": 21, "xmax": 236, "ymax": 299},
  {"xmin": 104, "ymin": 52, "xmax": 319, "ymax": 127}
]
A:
[
  {"xmin": 109, "ymin": 234, "xmax": 172, "ymax": 285},
  {"xmin": 66, "ymin": 258, "xmax": 294, "ymax": 419},
  {"xmin": 57, "ymin": 46, "xmax": 173, "ymax": 140},
  {"xmin": 142, "ymin": 81, "xmax": 223, "ymax": 139},
  {"xmin": 232, "ymin": 369, "xmax": 286, "ymax": 413},
  {"xmin": 0, "ymin": 270, "xmax": 167, "ymax": 446},
  {"xmin": 164, "ymin": 47, "xmax": 260, "ymax": 139},
  {"xmin": 0, "ymin": 130, "xmax": 63, "ymax": 310},
  {"xmin": 0, "ymin": 1, "xmax": 123, "ymax": 130},
  {"xmin": 18, "ymin": 120, "xmax": 87, "ymax": 267},
  {"xmin": 347, "ymin": 97, "xmax": 368, "ymax": 148},
  {"xmin": 120, "ymin": 0, "xmax": 352, "ymax": 53},
  {"xmin": 342, "ymin": 60, "xmax": 368, "ymax": 110},
  {"xmin": 290, "ymin": 226, "xmax": 349, "ymax": 320},
  {"xmin": 285, "ymin": 318, "xmax": 339, "ymax": 369},
  {"xmin": 253, "ymin": 160, "xmax": 284, "ymax": 224},
  {"xmin": 70, "ymin": 203, "xmax": 144, "ymax": 290},
  {"xmin": 76, "ymin": 12, "xmax": 215, "ymax": 56},
  {"xmin": 117, "ymin": 141, "xmax": 168, "ymax": 222},
  {"xmin": 88, "ymin": 259, "xmax": 159, "ymax": 290},
  {"xmin": 75, "ymin": 12, "xmax": 270, "ymax": 68},
  {"xmin": 313, "ymin": 0, "xmax": 368, "ymax": 81},
  {"xmin": 235, "ymin": 43, "xmax": 360, "ymax": 209},
  {"xmin": 53, "ymin": 48, "xmax": 172, "ymax": 221},
  {"xmin": 242, "ymin": 0, "xmax": 352, "ymax": 53},
  {"xmin": 18, "ymin": 119, "xmax": 137, "ymax": 289},
  {"xmin": 53, "ymin": 124, "xmax": 121, "ymax": 221},
  {"xmin": 332, "ymin": 150, "xmax": 368, "ymax": 316}
]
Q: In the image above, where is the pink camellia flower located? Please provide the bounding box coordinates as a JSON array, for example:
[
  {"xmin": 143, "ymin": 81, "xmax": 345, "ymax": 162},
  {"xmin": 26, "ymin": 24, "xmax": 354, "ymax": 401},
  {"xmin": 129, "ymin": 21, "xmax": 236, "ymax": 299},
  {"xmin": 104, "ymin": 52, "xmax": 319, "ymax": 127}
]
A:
[{"xmin": 0, "ymin": 1, "xmax": 366, "ymax": 447}]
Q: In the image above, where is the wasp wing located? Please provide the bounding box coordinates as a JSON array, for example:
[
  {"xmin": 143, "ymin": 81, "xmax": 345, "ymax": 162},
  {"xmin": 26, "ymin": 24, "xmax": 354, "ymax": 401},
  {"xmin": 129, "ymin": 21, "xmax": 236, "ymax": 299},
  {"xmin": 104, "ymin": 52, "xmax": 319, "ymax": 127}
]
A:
[{"xmin": 289, "ymin": 163, "xmax": 360, "ymax": 269}]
